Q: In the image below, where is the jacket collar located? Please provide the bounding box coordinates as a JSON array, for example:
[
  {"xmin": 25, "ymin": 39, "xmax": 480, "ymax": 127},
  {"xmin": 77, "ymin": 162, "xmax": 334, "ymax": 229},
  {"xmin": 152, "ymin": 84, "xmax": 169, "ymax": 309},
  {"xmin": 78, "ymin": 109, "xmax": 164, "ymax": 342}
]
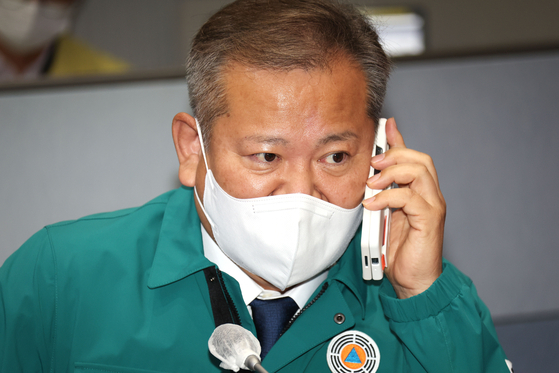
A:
[
  {"xmin": 147, "ymin": 187, "xmax": 212, "ymax": 289},
  {"xmin": 326, "ymin": 229, "xmax": 370, "ymax": 317}
]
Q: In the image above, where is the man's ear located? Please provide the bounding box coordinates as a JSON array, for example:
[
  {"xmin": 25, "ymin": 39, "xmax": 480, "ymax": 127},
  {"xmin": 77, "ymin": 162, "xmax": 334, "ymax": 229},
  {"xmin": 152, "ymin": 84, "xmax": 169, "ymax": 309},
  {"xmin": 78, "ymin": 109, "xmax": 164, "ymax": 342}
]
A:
[{"xmin": 172, "ymin": 112, "xmax": 201, "ymax": 187}]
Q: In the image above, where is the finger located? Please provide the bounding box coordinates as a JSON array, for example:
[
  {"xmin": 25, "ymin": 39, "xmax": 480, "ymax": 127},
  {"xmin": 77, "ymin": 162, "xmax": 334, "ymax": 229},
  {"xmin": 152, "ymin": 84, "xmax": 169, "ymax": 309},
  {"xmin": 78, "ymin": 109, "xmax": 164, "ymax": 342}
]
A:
[
  {"xmin": 366, "ymin": 163, "xmax": 442, "ymax": 207},
  {"xmin": 372, "ymin": 147, "xmax": 441, "ymax": 190},
  {"xmin": 385, "ymin": 117, "xmax": 406, "ymax": 148},
  {"xmin": 363, "ymin": 188, "xmax": 427, "ymax": 218},
  {"xmin": 363, "ymin": 188, "xmax": 444, "ymax": 231}
]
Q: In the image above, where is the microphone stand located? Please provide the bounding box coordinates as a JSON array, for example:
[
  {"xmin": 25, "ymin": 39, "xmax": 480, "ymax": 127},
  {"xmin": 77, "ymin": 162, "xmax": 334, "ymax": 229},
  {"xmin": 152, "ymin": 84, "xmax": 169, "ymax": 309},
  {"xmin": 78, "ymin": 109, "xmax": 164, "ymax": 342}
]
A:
[{"xmin": 245, "ymin": 355, "xmax": 269, "ymax": 373}]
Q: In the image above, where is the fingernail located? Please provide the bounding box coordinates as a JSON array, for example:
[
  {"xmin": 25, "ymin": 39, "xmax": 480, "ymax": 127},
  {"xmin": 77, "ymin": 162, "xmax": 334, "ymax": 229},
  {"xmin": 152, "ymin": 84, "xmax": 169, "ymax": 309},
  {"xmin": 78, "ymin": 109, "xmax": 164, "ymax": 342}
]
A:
[
  {"xmin": 363, "ymin": 196, "xmax": 376, "ymax": 208},
  {"xmin": 371, "ymin": 153, "xmax": 385, "ymax": 163},
  {"xmin": 368, "ymin": 172, "xmax": 381, "ymax": 184}
]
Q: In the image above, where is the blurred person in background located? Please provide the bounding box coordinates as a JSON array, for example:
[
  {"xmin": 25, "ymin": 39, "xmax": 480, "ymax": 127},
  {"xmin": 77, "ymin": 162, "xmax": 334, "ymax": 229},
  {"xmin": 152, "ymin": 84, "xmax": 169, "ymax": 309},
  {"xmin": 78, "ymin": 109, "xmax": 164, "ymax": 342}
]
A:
[{"xmin": 0, "ymin": 0, "xmax": 128, "ymax": 82}]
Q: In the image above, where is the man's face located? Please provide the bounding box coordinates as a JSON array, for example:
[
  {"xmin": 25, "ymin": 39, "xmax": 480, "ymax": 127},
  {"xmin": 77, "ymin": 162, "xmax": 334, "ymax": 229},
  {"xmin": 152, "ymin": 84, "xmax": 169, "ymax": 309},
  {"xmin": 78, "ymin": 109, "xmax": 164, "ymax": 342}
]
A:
[{"xmin": 195, "ymin": 57, "xmax": 375, "ymax": 234}]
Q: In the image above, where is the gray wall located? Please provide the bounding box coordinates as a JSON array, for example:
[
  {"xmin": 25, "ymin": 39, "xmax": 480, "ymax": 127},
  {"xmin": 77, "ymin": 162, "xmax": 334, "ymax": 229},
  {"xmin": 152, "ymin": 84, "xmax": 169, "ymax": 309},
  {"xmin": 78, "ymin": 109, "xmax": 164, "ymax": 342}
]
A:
[
  {"xmin": 1, "ymin": 51, "xmax": 559, "ymax": 321},
  {"xmin": 382, "ymin": 51, "xmax": 559, "ymax": 319},
  {"xmin": 70, "ymin": 0, "xmax": 559, "ymax": 72},
  {"xmin": 0, "ymin": 80, "xmax": 188, "ymax": 265},
  {"xmin": 370, "ymin": 0, "xmax": 559, "ymax": 53},
  {"xmin": 73, "ymin": 0, "xmax": 188, "ymax": 70}
]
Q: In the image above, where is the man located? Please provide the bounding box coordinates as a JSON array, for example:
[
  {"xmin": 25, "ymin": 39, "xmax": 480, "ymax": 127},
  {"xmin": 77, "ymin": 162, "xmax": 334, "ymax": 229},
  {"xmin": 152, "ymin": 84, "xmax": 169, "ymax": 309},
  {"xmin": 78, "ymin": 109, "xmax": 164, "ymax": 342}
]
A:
[{"xmin": 0, "ymin": 0, "xmax": 511, "ymax": 372}]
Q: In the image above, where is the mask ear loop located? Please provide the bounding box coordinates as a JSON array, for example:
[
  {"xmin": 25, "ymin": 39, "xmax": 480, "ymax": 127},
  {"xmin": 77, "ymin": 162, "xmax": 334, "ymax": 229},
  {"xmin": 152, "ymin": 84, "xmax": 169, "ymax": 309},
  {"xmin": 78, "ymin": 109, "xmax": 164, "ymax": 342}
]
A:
[
  {"xmin": 194, "ymin": 118, "xmax": 216, "ymax": 228},
  {"xmin": 195, "ymin": 118, "xmax": 209, "ymax": 171}
]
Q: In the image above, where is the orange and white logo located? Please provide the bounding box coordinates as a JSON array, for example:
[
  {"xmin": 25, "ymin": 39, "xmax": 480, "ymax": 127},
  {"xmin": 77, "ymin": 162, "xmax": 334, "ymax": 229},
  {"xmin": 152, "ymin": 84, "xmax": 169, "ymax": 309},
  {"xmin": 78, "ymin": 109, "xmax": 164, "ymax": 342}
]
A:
[{"xmin": 327, "ymin": 330, "xmax": 380, "ymax": 373}]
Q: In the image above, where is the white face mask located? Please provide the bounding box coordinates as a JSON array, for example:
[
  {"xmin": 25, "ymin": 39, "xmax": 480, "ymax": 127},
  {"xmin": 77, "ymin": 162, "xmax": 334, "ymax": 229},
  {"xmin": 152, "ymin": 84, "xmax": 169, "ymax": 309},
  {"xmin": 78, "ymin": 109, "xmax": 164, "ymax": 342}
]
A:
[
  {"xmin": 194, "ymin": 119, "xmax": 363, "ymax": 291},
  {"xmin": 0, "ymin": 0, "xmax": 74, "ymax": 54}
]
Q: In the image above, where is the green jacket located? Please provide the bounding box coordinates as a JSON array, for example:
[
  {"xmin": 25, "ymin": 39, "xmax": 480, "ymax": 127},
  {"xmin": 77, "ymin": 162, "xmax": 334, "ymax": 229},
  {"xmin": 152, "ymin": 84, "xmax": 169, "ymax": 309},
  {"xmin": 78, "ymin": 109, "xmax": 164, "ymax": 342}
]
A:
[{"xmin": 0, "ymin": 187, "xmax": 509, "ymax": 372}]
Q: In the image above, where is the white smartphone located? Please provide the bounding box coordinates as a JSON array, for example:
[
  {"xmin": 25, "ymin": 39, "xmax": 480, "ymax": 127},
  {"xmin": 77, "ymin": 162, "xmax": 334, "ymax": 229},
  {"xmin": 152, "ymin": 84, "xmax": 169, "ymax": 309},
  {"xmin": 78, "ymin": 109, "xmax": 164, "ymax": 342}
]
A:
[{"xmin": 361, "ymin": 118, "xmax": 391, "ymax": 281}]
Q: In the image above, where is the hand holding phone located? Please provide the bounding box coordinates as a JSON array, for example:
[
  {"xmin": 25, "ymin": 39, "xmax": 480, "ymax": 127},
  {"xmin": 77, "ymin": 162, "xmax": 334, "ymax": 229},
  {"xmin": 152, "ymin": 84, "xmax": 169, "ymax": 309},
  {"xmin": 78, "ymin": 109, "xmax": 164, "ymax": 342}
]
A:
[{"xmin": 361, "ymin": 118, "xmax": 391, "ymax": 281}]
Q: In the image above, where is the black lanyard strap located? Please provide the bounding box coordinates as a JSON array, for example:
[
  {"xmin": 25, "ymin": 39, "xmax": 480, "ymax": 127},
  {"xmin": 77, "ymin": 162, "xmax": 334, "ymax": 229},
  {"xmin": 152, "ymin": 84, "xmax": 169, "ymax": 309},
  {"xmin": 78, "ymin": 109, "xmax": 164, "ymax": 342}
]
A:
[{"xmin": 203, "ymin": 266, "xmax": 242, "ymax": 327}]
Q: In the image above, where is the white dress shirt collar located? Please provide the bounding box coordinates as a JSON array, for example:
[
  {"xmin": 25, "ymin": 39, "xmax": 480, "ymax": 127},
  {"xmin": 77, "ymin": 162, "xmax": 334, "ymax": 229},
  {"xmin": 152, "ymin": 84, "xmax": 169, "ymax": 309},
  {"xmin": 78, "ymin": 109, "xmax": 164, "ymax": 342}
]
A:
[{"xmin": 201, "ymin": 225, "xmax": 328, "ymax": 310}]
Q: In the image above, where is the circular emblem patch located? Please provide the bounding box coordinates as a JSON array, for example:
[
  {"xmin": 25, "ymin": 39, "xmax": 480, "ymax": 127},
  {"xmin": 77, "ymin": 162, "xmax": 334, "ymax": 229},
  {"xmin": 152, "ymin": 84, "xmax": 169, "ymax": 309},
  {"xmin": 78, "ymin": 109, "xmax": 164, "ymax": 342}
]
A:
[{"xmin": 327, "ymin": 330, "xmax": 380, "ymax": 373}]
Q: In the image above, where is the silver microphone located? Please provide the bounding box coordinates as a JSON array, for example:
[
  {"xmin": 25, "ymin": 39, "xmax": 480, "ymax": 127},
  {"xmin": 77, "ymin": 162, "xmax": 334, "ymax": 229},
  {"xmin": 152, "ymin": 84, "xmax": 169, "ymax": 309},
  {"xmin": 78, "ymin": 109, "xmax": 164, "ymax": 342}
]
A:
[{"xmin": 208, "ymin": 323, "xmax": 269, "ymax": 373}]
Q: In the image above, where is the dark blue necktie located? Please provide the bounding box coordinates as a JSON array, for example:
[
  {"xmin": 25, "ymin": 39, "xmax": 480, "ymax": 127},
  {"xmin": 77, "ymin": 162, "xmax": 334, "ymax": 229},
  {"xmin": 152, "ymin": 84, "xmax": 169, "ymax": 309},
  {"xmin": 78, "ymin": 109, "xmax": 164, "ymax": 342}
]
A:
[{"xmin": 250, "ymin": 297, "xmax": 299, "ymax": 359}]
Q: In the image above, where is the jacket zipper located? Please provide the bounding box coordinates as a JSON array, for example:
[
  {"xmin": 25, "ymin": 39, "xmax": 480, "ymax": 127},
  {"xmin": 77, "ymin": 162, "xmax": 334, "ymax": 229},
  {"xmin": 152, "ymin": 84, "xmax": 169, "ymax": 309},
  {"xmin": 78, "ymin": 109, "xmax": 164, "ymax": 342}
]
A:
[
  {"xmin": 216, "ymin": 267, "xmax": 242, "ymax": 325},
  {"xmin": 280, "ymin": 282, "xmax": 329, "ymax": 336}
]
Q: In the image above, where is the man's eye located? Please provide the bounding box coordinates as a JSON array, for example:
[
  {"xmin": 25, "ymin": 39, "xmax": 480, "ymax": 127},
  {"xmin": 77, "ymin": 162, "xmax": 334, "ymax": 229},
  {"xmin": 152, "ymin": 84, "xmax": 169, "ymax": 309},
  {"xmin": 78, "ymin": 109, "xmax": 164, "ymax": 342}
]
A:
[
  {"xmin": 255, "ymin": 153, "xmax": 277, "ymax": 162},
  {"xmin": 324, "ymin": 152, "xmax": 347, "ymax": 164}
]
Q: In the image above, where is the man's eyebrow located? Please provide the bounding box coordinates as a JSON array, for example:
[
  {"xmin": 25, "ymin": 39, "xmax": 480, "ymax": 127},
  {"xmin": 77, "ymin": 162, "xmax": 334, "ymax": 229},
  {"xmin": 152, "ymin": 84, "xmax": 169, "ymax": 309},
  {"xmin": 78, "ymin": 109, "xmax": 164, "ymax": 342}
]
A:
[
  {"xmin": 242, "ymin": 130, "xmax": 358, "ymax": 147},
  {"xmin": 243, "ymin": 135, "xmax": 289, "ymax": 146},
  {"xmin": 317, "ymin": 131, "xmax": 359, "ymax": 146}
]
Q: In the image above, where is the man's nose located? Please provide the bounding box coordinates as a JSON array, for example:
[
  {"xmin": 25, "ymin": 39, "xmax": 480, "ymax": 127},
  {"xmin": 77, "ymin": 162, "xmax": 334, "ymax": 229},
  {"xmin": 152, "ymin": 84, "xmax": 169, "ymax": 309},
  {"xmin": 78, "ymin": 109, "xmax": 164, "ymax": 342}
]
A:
[{"xmin": 274, "ymin": 163, "xmax": 322, "ymax": 199}]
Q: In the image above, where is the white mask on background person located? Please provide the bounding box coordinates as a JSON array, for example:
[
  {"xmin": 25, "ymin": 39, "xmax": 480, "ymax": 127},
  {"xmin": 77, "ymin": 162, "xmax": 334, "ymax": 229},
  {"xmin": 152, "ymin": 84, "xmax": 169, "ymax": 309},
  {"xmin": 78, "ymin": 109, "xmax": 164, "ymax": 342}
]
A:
[
  {"xmin": 194, "ymin": 119, "xmax": 364, "ymax": 291},
  {"xmin": 0, "ymin": 0, "xmax": 74, "ymax": 54}
]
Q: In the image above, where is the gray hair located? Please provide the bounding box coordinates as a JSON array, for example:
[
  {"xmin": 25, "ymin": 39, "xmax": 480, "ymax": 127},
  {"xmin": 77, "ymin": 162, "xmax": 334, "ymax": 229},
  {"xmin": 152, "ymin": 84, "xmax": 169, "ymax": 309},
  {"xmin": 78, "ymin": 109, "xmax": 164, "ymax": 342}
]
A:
[{"xmin": 185, "ymin": 0, "xmax": 391, "ymax": 148}]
